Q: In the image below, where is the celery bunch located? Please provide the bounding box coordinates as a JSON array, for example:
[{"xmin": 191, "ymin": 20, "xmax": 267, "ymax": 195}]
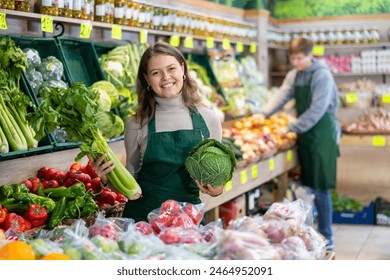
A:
[{"xmin": 0, "ymin": 37, "xmax": 38, "ymax": 153}]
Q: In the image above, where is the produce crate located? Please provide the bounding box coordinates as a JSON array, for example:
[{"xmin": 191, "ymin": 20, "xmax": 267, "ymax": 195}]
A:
[
  {"xmin": 0, "ymin": 74, "xmax": 55, "ymax": 161},
  {"xmin": 10, "ymin": 35, "xmax": 80, "ymax": 151},
  {"xmin": 92, "ymin": 42, "xmax": 116, "ymax": 59},
  {"xmin": 56, "ymin": 37, "xmax": 105, "ymax": 87},
  {"xmin": 333, "ymin": 201, "xmax": 376, "ymax": 225}
]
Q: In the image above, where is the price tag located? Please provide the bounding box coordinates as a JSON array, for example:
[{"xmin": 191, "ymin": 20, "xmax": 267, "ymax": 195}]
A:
[
  {"xmin": 287, "ymin": 150, "xmax": 293, "ymax": 162},
  {"xmin": 140, "ymin": 30, "xmax": 148, "ymax": 44},
  {"xmin": 184, "ymin": 36, "xmax": 194, "ymax": 49},
  {"xmin": 225, "ymin": 180, "xmax": 233, "ymax": 192},
  {"xmin": 251, "ymin": 165, "xmax": 258, "ymax": 179},
  {"xmin": 312, "ymin": 44, "xmax": 325, "ymax": 56},
  {"xmin": 169, "ymin": 35, "xmax": 180, "ymax": 47},
  {"xmin": 222, "ymin": 38, "xmax": 230, "ymax": 50},
  {"xmin": 80, "ymin": 22, "xmax": 92, "ymax": 39},
  {"xmin": 269, "ymin": 158, "xmax": 275, "ymax": 171},
  {"xmin": 346, "ymin": 92, "xmax": 358, "ymax": 104},
  {"xmin": 41, "ymin": 15, "xmax": 53, "ymax": 33},
  {"xmin": 111, "ymin": 24, "xmax": 122, "ymax": 40},
  {"xmin": 0, "ymin": 13, "xmax": 7, "ymax": 30},
  {"xmin": 240, "ymin": 170, "xmax": 248, "ymax": 185},
  {"xmin": 206, "ymin": 37, "xmax": 214, "ymax": 49},
  {"xmin": 372, "ymin": 135, "xmax": 386, "ymax": 147},
  {"xmin": 236, "ymin": 42, "xmax": 244, "ymax": 53},
  {"xmin": 382, "ymin": 94, "xmax": 390, "ymax": 104},
  {"xmin": 249, "ymin": 42, "xmax": 257, "ymax": 53}
]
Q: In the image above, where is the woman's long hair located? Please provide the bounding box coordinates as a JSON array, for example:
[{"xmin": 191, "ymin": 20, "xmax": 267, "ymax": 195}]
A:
[{"xmin": 134, "ymin": 41, "xmax": 203, "ymax": 127}]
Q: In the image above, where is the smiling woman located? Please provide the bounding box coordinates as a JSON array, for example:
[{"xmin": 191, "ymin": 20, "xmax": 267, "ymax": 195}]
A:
[
  {"xmin": 145, "ymin": 55, "xmax": 185, "ymax": 99},
  {"xmin": 89, "ymin": 42, "xmax": 224, "ymax": 222}
]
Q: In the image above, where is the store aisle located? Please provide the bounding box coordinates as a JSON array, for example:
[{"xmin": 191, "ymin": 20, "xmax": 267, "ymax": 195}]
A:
[{"xmin": 333, "ymin": 224, "xmax": 390, "ymax": 260}]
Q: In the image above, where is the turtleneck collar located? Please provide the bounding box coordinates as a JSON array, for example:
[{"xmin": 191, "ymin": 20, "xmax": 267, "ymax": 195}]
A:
[{"xmin": 155, "ymin": 93, "xmax": 185, "ymax": 111}]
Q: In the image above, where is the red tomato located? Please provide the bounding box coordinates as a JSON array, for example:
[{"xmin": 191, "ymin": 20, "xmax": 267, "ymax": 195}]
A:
[
  {"xmin": 183, "ymin": 204, "xmax": 202, "ymax": 225},
  {"xmin": 181, "ymin": 230, "xmax": 203, "ymax": 244},
  {"xmin": 135, "ymin": 221, "xmax": 153, "ymax": 235},
  {"xmin": 167, "ymin": 213, "xmax": 194, "ymax": 228},
  {"xmin": 160, "ymin": 200, "xmax": 181, "ymax": 214},
  {"xmin": 159, "ymin": 228, "xmax": 181, "ymax": 244}
]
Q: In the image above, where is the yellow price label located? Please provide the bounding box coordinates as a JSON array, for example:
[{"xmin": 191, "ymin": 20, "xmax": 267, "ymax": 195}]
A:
[
  {"xmin": 140, "ymin": 30, "xmax": 148, "ymax": 44},
  {"xmin": 287, "ymin": 150, "xmax": 293, "ymax": 162},
  {"xmin": 0, "ymin": 13, "xmax": 8, "ymax": 30},
  {"xmin": 382, "ymin": 94, "xmax": 390, "ymax": 104},
  {"xmin": 222, "ymin": 38, "xmax": 230, "ymax": 50},
  {"xmin": 41, "ymin": 15, "xmax": 53, "ymax": 33},
  {"xmin": 80, "ymin": 22, "xmax": 92, "ymax": 39},
  {"xmin": 240, "ymin": 170, "xmax": 248, "ymax": 185},
  {"xmin": 251, "ymin": 165, "xmax": 258, "ymax": 179},
  {"xmin": 169, "ymin": 35, "xmax": 180, "ymax": 47},
  {"xmin": 111, "ymin": 24, "xmax": 122, "ymax": 40},
  {"xmin": 225, "ymin": 180, "xmax": 233, "ymax": 192},
  {"xmin": 312, "ymin": 44, "xmax": 325, "ymax": 56},
  {"xmin": 269, "ymin": 158, "xmax": 275, "ymax": 171},
  {"xmin": 184, "ymin": 36, "xmax": 194, "ymax": 49},
  {"xmin": 372, "ymin": 135, "xmax": 386, "ymax": 147},
  {"xmin": 249, "ymin": 42, "xmax": 257, "ymax": 53},
  {"xmin": 346, "ymin": 92, "xmax": 358, "ymax": 104},
  {"xmin": 206, "ymin": 37, "xmax": 214, "ymax": 49},
  {"xmin": 236, "ymin": 42, "xmax": 244, "ymax": 53}
]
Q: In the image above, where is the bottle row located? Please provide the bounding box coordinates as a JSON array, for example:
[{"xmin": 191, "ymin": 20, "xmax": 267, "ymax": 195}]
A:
[
  {"xmin": 1, "ymin": 0, "xmax": 257, "ymax": 42},
  {"xmin": 268, "ymin": 27, "xmax": 382, "ymax": 46}
]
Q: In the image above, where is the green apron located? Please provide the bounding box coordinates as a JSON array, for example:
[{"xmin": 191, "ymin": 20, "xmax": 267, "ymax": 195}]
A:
[
  {"xmin": 123, "ymin": 108, "xmax": 210, "ymax": 222},
  {"xmin": 295, "ymin": 73, "xmax": 338, "ymax": 190}
]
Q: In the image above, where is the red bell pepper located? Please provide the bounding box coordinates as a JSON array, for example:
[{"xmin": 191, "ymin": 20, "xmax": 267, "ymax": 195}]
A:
[
  {"xmin": 1, "ymin": 213, "xmax": 30, "ymax": 232},
  {"xmin": 0, "ymin": 204, "xmax": 7, "ymax": 225},
  {"xmin": 25, "ymin": 204, "xmax": 48, "ymax": 228}
]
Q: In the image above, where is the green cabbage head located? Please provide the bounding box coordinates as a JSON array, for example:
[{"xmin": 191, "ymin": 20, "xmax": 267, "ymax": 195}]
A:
[{"xmin": 185, "ymin": 139, "xmax": 237, "ymax": 187}]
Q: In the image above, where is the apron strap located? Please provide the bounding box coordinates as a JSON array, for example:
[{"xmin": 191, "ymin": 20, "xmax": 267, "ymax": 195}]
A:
[
  {"xmin": 190, "ymin": 107, "xmax": 210, "ymax": 139},
  {"xmin": 148, "ymin": 107, "xmax": 210, "ymax": 138}
]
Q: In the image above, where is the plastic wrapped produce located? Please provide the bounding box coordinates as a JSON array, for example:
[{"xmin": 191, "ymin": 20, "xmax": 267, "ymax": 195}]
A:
[
  {"xmin": 214, "ymin": 230, "xmax": 281, "ymax": 260},
  {"xmin": 23, "ymin": 48, "xmax": 41, "ymax": 70},
  {"xmin": 37, "ymin": 56, "xmax": 64, "ymax": 81}
]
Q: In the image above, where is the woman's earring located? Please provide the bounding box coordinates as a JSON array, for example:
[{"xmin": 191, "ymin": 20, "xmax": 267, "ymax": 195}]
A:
[
  {"xmin": 147, "ymin": 85, "xmax": 151, "ymax": 92},
  {"xmin": 183, "ymin": 74, "xmax": 186, "ymax": 81}
]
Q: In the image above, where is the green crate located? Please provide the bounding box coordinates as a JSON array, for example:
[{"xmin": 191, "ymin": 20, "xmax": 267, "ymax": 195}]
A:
[
  {"xmin": 10, "ymin": 35, "xmax": 72, "ymax": 88},
  {"xmin": 57, "ymin": 37, "xmax": 105, "ymax": 87},
  {"xmin": 10, "ymin": 36, "xmax": 80, "ymax": 151}
]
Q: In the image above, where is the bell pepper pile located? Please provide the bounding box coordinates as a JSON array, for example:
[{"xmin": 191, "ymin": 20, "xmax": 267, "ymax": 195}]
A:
[{"xmin": 0, "ymin": 162, "xmax": 103, "ymax": 231}]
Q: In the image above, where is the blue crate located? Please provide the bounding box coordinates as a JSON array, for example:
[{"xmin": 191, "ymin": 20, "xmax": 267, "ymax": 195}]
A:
[{"xmin": 333, "ymin": 201, "xmax": 376, "ymax": 225}]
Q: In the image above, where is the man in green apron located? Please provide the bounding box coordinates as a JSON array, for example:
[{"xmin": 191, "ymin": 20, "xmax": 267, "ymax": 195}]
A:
[{"xmin": 261, "ymin": 37, "xmax": 340, "ymax": 250}]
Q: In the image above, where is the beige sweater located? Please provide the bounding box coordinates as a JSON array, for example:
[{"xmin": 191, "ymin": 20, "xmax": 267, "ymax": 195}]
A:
[{"xmin": 124, "ymin": 94, "xmax": 222, "ymax": 177}]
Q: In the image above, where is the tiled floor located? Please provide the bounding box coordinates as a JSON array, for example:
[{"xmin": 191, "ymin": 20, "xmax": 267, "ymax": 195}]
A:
[{"xmin": 333, "ymin": 224, "xmax": 390, "ymax": 260}]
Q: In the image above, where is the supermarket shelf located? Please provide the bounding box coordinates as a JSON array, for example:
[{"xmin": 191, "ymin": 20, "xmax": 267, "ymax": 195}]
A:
[
  {"xmin": 0, "ymin": 9, "xmax": 253, "ymax": 45},
  {"xmin": 267, "ymin": 42, "xmax": 390, "ymax": 51},
  {"xmin": 0, "ymin": 140, "xmax": 126, "ymax": 186},
  {"xmin": 270, "ymin": 71, "xmax": 390, "ymax": 77},
  {"xmin": 201, "ymin": 147, "xmax": 298, "ymax": 212},
  {"xmin": 339, "ymin": 134, "xmax": 390, "ymax": 147}
]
